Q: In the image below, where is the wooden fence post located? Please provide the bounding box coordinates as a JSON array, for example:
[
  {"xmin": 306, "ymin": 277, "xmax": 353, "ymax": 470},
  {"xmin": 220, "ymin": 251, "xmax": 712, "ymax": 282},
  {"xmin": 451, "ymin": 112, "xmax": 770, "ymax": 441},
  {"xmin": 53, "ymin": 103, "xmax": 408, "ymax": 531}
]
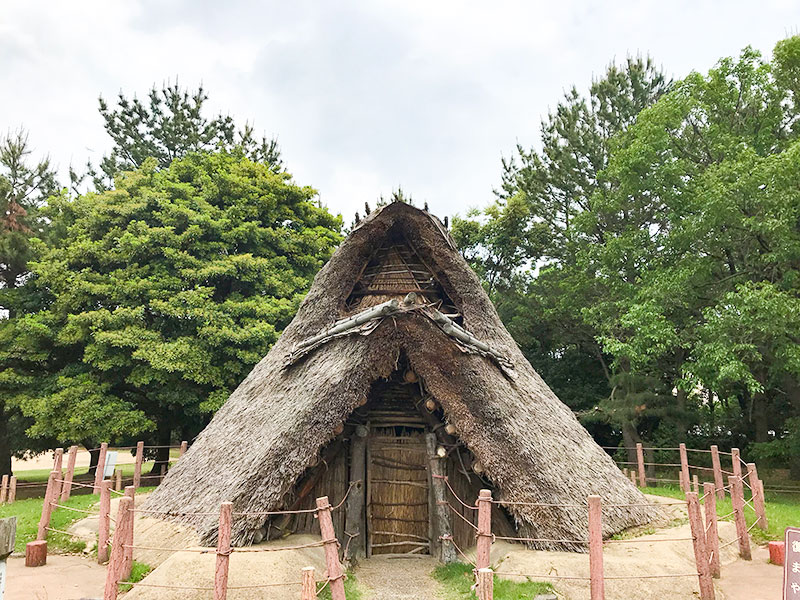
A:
[
  {"xmin": 477, "ymin": 567, "xmax": 494, "ymax": 600},
  {"xmin": 52, "ymin": 448, "xmax": 64, "ymax": 500},
  {"xmin": 476, "ymin": 489, "xmax": 493, "ymax": 571},
  {"xmin": 301, "ymin": 566, "xmax": 316, "ymax": 600},
  {"xmin": 103, "ymin": 496, "xmax": 133, "ymax": 600},
  {"xmin": 115, "ymin": 469, "xmax": 122, "ymax": 492},
  {"xmin": 133, "ymin": 441, "xmax": 144, "ymax": 489},
  {"xmin": 122, "ymin": 485, "xmax": 135, "ymax": 574},
  {"xmin": 98, "ymin": 481, "xmax": 111, "ymax": 564},
  {"xmin": 159, "ymin": 463, "xmax": 166, "ymax": 483},
  {"xmin": 636, "ymin": 443, "xmax": 647, "ymax": 487},
  {"xmin": 728, "ymin": 475, "xmax": 751, "ymax": 560},
  {"xmin": 731, "ymin": 448, "xmax": 742, "ymax": 480},
  {"xmin": 693, "ymin": 474, "xmax": 700, "ymax": 494},
  {"xmin": 679, "ymin": 443, "xmax": 691, "ymax": 492},
  {"xmin": 61, "ymin": 445, "xmax": 78, "ymax": 501},
  {"xmin": 214, "ymin": 502, "xmax": 232, "ymax": 600},
  {"xmin": 36, "ymin": 471, "xmax": 58, "ymax": 540},
  {"xmin": 746, "ymin": 463, "xmax": 768, "ymax": 530},
  {"xmin": 588, "ymin": 495, "xmax": 604, "ymax": 600},
  {"xmin": 703, "ymin": 482, "xmax": 720, "ymax": 578},
  {"xmin": 426, "ymin": 433, "xmax": 455, "ymax": 563},
  {"xmin": 316, "ymin": 496, "xmax": 347, "ymax": 600},
  {"xmin": 0, "ymin": 475, "xmax": 7, "ymax": 503},
  {"xmin": 686, "ymin": 491, "xmax": 715, "ymax": 600},
  {"xmin": 8, "ymin": 476, "xmax": 15, "ymax": 504},
  {"xmin": 93, "ymin": 443, "xmax": 108, "ymax": 494},
  {"xmin": 179, "ymin": 441, "xmax": 188, "ymax": 457},
  {"xmin": 710, "ymin": 445, "xmax": 724, "ymax": 500}
]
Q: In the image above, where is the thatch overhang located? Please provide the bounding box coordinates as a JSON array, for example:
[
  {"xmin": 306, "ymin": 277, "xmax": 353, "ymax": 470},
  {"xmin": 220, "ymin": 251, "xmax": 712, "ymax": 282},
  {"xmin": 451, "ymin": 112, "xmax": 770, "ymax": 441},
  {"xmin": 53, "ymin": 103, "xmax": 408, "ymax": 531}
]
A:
[{"xmin": 144, "ymin": 201, "xmax": 657, "ymax": 550}]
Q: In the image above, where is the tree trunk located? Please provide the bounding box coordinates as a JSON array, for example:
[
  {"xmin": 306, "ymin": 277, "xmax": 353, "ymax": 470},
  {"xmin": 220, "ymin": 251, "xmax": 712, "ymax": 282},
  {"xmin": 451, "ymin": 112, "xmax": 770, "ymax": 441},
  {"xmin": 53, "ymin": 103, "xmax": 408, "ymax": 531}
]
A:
[
  {"xmin": 0, "ymin": 401, "xmax": 11, "ymax": 477},
  {"xmin": 84, "ymin": 442, "xmax": 100, "ymax": 477},
  {"xmin": 621, "ymin": 419, "xmax": 641, "ymax": 467},
  {"xmin": 752, "ymin": 392, "xmax": 768, "ymax": 443},
  {"xmin": 149, "ymin": 419, "xmax": 172, "ymax": 475}
]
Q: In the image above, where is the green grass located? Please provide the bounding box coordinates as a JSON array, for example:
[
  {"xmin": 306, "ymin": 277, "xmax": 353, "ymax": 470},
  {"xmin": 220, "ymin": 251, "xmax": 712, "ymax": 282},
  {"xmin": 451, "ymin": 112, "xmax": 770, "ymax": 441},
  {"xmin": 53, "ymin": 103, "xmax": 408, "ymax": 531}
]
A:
[
  {"xmin": 119, "ymin": 561, "xmax": 154, "ymax": 592},
  {"xmin": 434, "ymin": 562, "xmax": 553, "ymax": 599},
  {"xmin": 317, "ymin": 570, "xmax": 363, "ymax": 600},
  {"xmin": 0, "ymin": 493, "xmax": 97, "ymax": 553},
  {"xmin": 642, "ymin": 483, "xmax": 800, "ymax": 544}
]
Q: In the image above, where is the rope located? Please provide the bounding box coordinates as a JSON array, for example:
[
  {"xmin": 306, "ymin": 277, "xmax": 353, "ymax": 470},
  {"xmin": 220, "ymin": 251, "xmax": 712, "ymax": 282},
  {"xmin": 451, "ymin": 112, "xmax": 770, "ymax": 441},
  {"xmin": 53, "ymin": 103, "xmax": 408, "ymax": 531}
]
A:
[
  {"xmin": 45, "ymin": 527, "xmax": 97, "ymax": 542},
  {"xmin": 231, "ymin": 540, "xmax": 326, "ymax": 553},
  {"xmin": 131, "ymin": 509, "xmax": 220, "ymax": 516},
  {"xmin": 493, "ymin": 535, "xmax": 588, "ymax": 545},
  {"xmin": 604, "ymin": 537, "xmax": 694, "ymax": 544},
  {"xmin": 331, "ymin": 479, "xmax": 361, "ymax": 511},
  {"xmin": 491, "ymin": 499, "xmax": 585, "ymax": 508},
  {"xmin": 233, "ymin": 507, "xmax": 318, "ymax": 517},
  {"xmin": 746, "ymin": 520, "xmax": 759, "ymax": 533},
  {"xmin": 50, "ymin": 503, "xmax": 99, "ymax": 515},
  {"xmin": 432, "ymin": 474, "xmax": 477, "ymax": 510},
  {"xmin": 123, "ymin": 544, "xmax": 215, "ymax": 553},
  {"xmin": 440, "ymin": 534, "xmax": 475, "ymax": 567},
  {"xmin": 119, "ymin": 582, "xmax": 214, "ymax": 590},
  {"xmin": 493, "ymin": 570, "xmax": 590, "ymax": 581},
  {"xmin": 438, "ymin": 501, "xmax": 479, "ymax": 531}
]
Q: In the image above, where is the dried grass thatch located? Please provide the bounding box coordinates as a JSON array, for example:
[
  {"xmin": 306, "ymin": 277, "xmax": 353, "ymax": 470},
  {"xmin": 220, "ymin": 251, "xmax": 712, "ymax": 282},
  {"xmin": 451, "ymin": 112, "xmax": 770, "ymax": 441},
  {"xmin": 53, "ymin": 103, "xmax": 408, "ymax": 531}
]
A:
[{"xmin": 145, "ymin": 201, "xmax": 657, "ymax": 550}]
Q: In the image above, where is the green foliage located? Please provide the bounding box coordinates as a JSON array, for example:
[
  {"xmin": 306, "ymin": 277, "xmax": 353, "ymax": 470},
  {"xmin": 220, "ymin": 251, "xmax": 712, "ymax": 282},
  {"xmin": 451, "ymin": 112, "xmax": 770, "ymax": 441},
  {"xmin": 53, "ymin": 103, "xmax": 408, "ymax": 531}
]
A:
[
  {"xmin": 0, "ymin": 493, "xmax": 96, "ymax": 553},
  {"xmin": 9, "ymin": 151, "xmax": 341, "ymax": 447},
  {"xmin": 317, "ymin": 570, "xmax": 363, "ymax": 600},
  {"xmin": 119, "ymin": 561, "xmax": 154, "ymax": 592},
  {"xmin": 433, "ymin": 562, "xmax": 552, "ymax": 599}
]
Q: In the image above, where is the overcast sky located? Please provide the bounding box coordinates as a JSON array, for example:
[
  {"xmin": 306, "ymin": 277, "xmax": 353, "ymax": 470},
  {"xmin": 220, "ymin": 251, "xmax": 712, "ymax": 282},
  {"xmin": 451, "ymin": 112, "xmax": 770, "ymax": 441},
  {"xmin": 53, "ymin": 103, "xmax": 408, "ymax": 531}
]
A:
[{"xmin": 2, "ymin": 1, "xmax": 798, "ymax": 221}]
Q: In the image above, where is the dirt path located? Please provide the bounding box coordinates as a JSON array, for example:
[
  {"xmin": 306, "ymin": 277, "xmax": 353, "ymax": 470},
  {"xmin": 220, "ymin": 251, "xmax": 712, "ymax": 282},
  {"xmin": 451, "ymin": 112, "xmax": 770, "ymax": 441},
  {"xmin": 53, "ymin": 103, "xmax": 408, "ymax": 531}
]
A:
[
  {"xmin": 6, "ymin": 554, "xmax": 106, "ymax": 600},
  {"xmin": 718, "ymin": 544, "xmax": 782, "ymax": 600},
  {"xmin": 355, "ymin": 556, "xmax": 443, "ymax": 600}
]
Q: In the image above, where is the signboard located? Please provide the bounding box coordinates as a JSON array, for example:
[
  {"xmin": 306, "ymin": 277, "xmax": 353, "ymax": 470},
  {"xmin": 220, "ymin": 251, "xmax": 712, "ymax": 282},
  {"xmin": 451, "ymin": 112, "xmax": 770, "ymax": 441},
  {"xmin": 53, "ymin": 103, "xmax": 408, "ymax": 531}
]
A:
[
  {"xmin": 103, "ymin": 451, "xmax": 118, "ymax": 479},
  {"xmin": 786, "ymin": 527, "xmax": 800, "ymax": 599}
]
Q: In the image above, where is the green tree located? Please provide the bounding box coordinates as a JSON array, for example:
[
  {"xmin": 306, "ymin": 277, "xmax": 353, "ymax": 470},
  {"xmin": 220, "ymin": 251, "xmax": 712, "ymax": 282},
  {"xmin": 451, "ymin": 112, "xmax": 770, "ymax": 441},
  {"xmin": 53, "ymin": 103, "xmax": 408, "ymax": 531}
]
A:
[
  {"xmin": 12, "ymin": 151, "xmax": 341, "ymax": 470},
  {"xmin": 85, "ymin": 82, "xmax": 282, "ymax": 189},
  {"xmin": 0, "ymin": 129, "xmax": 59, "ymax": 475}
]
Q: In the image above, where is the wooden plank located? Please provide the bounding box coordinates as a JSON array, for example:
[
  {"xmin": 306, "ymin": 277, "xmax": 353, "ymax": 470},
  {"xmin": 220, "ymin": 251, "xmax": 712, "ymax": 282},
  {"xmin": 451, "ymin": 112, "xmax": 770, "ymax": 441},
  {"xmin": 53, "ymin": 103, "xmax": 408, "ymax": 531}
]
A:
[
  {"xmin": 345, "ymin": 425, "xmax": 367, "ymax": 561},
  {"xmin": 0, "ymin": 518, "xmax": 15, "ymax": 560}
]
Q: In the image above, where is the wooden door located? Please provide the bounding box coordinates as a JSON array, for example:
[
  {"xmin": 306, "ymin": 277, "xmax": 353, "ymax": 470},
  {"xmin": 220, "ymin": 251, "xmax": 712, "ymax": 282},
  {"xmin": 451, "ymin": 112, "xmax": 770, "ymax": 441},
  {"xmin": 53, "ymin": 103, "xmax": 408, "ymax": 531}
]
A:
[{"xmin": 367, "ymin": 428, "xmax": 430, "ymax": 556}]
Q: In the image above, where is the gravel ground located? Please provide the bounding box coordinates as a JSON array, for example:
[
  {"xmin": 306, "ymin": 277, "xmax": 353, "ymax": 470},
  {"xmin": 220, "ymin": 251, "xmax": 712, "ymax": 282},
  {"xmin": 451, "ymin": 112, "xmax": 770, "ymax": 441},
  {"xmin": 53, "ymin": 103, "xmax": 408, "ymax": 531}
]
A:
[{"xmin": 355, "ymin": 556, "xmax": 443, "ymax": 599}]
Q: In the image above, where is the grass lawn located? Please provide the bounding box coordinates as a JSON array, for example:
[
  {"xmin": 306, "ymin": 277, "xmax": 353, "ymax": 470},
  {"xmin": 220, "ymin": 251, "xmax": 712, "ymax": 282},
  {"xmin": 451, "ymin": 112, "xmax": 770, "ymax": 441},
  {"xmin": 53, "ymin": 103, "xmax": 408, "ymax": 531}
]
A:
[
  {"xmin": 0, "ymin": 486, "xmax": 157, "ymax": 554},
  {"xmin": 434, "ymin": 562, "xmax": 553, "ymax": 600},
  {"xmin": 642, "ymin": 483, "xmax": 800, "ymax": 544}
]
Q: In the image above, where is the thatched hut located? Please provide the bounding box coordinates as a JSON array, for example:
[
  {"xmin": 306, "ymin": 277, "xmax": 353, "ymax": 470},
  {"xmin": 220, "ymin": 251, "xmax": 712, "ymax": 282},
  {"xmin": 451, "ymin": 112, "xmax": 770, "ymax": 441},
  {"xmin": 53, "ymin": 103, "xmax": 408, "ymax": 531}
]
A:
[{"xmin": 145, "ymin": 201, "xmax": 655, "ymax": 560}]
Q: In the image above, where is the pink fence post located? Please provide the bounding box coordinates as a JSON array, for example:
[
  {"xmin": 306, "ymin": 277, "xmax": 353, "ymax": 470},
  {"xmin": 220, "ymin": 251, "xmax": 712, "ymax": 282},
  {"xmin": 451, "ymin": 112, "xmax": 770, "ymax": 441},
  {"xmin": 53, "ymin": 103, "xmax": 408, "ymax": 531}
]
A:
[
  {"xmin": 115, "ymin": 469, "xmax": 122, "ymax": 492},
  {"xmin": 477, "ymin": 568, "xmax": 494, "ymax": 600},
  {"xmin": 693, "ymin": 474, "xmax": 700, "ymax": 494},
  {"xmin": 703, "ymin": 482, "xmax": 720, "ymax": 578},
  {"xmin": 629, "ymin": 471, "xmax": 637, "ymax": 486},
  {"xmin": 8, "ymin": 476, "xmax": 16, "ymax": 504},
  {"xmin": 731, "ymin": 448, "xmax": 742, "ymax": 480},
  {"xmin": 728, "ymin": 475, "xmax": 751, "ymax": 560},
  {"xmin": 214, "ymin": 501, "xmax": 233, "ymax": 600},
  {"xmin": 36, "ymin": 471, "xmax": 58, "ymax": 540},
  {"xmin": 103, "ymin": 496, "xmax": 133, "ymax": 600},
  {"xmin": 588, "ymin": 495, "xmax": 605, "ymax": 600},
  {"xmin": 710, "ymin": 445, "xmax": 724, "ymax": 500},
  {"xmin": 0, "ymin": 474, "xmax": 7, "ymax": 503},
  {"xmin": 636, "ymin": 442, "xmax": 647, "ymax": 487},
  {"xmin": 301, "ymin": 566, "xmax": 316, "ymax": 600},
  {"xmin": 93, "ymin": 442, "xmax": 108, "ymax": 494},
  {"xmin": 316, "ymin": 496, "xmax": 346, "ymax": 600},
  {"xmin": 52, "ymin": 447, "xmax": 64, "ymax": 499},
  {"xmin": 476, "ymin": 489, "xmax": 493, "ymax": 571},
  {"xmin": 133, "ymin": 441, "xmax": 144, "ymax": 489},
  {"xmin": 179, "ymin": 441, "xmax": 188, "ymax": 457},
  {"xmin": 61, "ymin": 445, "xmax": 78, "ymax": 501},
  {"xmin": 747, "ymin": 463, "xmax": 768, "ymax": 530},
  {"xmin": 98, "ymin": 480, "xmax": 111, "ymax": 563},
  {"xmin": 679, "ymin": 443, "xmax": 691, "ymax": 492},
  {"xmin": 686, "ymin": 491, "xmax": 715, "ymax": 600},
  {"xmin": 122, "ymin": 485, "xmax": 135, "ymax": 573}
]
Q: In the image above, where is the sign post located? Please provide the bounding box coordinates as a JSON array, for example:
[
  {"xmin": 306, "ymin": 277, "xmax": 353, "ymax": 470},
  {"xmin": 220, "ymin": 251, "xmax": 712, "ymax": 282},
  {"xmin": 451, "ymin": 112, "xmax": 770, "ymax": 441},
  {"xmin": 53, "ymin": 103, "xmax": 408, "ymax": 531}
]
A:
[
  {"xmin": 0, "ymin": 517, "xmax": 17, "ymax": 600},
  {"xmin": 785, "ymin": 527, "xmax": 800, "ymax": 599}
]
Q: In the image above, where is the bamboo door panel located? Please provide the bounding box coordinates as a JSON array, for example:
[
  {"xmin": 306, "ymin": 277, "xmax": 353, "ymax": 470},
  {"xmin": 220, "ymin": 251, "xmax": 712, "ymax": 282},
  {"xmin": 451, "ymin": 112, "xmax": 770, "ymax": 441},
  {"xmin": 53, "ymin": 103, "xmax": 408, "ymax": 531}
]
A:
[{"xmin": 367, "ymin": 430, "xmax": 430, "ymax": 555}]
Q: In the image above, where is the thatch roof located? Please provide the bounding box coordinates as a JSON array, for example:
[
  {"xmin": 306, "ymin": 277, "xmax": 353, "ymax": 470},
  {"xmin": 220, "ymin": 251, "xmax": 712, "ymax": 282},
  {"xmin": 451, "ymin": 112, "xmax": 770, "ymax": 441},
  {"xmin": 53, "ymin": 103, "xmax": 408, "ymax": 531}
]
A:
[{"xmin": 145, "ymin": 201, "xmax": 656, "ymax": 549}]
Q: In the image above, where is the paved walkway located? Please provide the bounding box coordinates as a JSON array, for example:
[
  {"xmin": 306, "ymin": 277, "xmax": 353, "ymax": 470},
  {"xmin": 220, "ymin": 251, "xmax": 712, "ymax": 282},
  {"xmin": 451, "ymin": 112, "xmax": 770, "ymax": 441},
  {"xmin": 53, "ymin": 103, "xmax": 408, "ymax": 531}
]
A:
[
  {"xmin": 718, "ymin": 544, "xmax": 782, "ymax": 600},
  {"xmin": 6, "ymin": 554, "xmax": 106, "ymax": 600},
  {"xmin": 355, "ymin": 556, "xmax": 442, "ymax": 599}
]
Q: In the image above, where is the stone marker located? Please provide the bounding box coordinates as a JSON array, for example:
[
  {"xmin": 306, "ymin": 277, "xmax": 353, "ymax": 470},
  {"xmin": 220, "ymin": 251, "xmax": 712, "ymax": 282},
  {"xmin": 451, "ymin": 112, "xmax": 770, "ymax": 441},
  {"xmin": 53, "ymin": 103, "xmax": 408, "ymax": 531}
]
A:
[{"xmin": 0, "ymin": 517, "xmax": 17, "ymax": 597}]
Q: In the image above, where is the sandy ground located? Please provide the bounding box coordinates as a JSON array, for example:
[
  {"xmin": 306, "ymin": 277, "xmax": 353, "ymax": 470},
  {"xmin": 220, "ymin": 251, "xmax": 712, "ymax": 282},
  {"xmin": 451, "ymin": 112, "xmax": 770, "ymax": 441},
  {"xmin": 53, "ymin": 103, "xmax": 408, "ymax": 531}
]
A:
[
  {"xmin": 13, "ymin": 448, "xmax": 138, "ymax": 472},
  {"xmin": 717, "ymin": 544, "xmax": 782, "ymax": 600},
  {"xmin": 356, "ymin": 556, "xmax": 441, "ymax": 599},
  {"xmin": 6, "ymin": 554, "xmax": 107, "ymax": 600}
]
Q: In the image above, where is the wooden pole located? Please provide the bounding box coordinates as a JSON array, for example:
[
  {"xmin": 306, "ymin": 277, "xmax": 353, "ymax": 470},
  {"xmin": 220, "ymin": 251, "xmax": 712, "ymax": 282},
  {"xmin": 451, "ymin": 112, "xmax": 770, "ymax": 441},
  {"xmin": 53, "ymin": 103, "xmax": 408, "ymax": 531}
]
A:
[
  {"xmin": 728, "ymin": 475, "xmax": 751, "ymax": 560},
  {"xmin": 179, "ymin": 441, "xmax": 188, "ymax": 457},
  {"xmin": 36, "ymin": 471, "xmax": 58, "ymax": 540},
  {"xmin": 115, "ymin": 469, "xmax": 122, "ymax": 492},
  {"xmin": 710, "ymin": 445, "xmax": 724, "ymax": 500},
  {"xmin": 52, "ymin": 447, "xmax": 64, "ymax": 499},
  {"xmin": 61, "ymin": 445, "xmax": 78, "ymax": 502},
  {"xmin": 757, "ymin": 479, "xmax": 768, "ymax": 530},
  {"xmin": 588, "ymin": 495, "xmax": 604, "ymax": 600},
  {"xmin": 703, "ymin": 482, "xmax": 720, "ymax": 578},
  {"xmin": 426, "ymin": 433, "xmax": 455, "ymax": 563},
  {"xmin": 159, "ymin": 463, "xmax": 166, "ymax": 483},
  {"xmin": 123, "ymin": 485, "xmax": 135, "ymax": 573},
  {"xmin": 629, "ymin": 470, "xmax": 637, "ymax": 486},
  {"xmin": 214, "ymin": 502, "xmax": 232, "ymax": 600},
  {"xmin": 133, "ymin": 441, "xmax": 144, "ymax": 489},
  {"xmin": 301, "ymin": 566, "xmax": 316, "ymax": 600},
  {"xmin": 0, "ymin": 475, "xmax": 7, "ymax": 504},
  {"xmin": 8, "ymin": 476, "xmax": 15, "ymax": 504},
  {"xmin": 693, "ymin": 474, "xmax": 700, "ymax": 494},
  {"xmin": 477, "ymin": 567, "xmax": 494, "ymax": 600},
  {"xmin": 747, "ymin": 463, "xmax": 767, "ymax": 530},
  {"xmin": 731, "ymin": 448, "xmax": 742, "ymax": 480},
  {"xmin": 93, "ymin": 442, "xmax": 108, "ymax": 494},
  {"xmin": 686, "ymin": 491, "xmax": 715, "ymax": 600},
  {"xmin": 103, "ymin": 496, "xmax": 133, "ymax": 600},
  {"xmin": 98, "ymin": 481, "xmax": 111, "ymax": 563},
  {"xmin": 345, "ymin": 425, "xmax": 367, "ymax": 561},
  {"xmin": 679, "ymin": 443, "xmax": 691, "ymax": 492},
  {"xmin": 316, "ymin": 496, "xmax": 346, "ymax": 600},
  {"xmin": 636, "ymin": 442, "xmax": 647, "ymax": 487},
  {"xmin": 476, "ymin": 489, "xmax": 493, "ymax": 570}
]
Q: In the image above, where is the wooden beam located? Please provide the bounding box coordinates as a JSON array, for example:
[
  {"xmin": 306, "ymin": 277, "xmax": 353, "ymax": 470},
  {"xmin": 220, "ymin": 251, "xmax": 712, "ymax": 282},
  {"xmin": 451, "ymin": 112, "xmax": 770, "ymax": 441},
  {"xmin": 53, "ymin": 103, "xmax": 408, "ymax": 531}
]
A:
[
  {"xmin": 426, "ymin": 433, "xmax": 455, "ymax": 563},
  {"xmin": 345, "ymin": 425, "xmax": 367, "ymax": 562}
]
